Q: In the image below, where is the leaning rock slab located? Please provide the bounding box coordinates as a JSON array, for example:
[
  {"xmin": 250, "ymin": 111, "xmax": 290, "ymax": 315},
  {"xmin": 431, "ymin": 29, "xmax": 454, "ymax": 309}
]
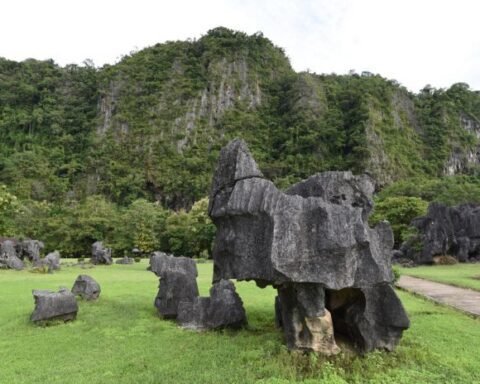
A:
[
  {"xmin": 177, "ymin": 279, "xmax": 247, "ymax": 330},
  {"xmin": 91, "ymin": 241, "xmax": 112, "ymax": 265},
  {"xmin": 150, "ymin": 252, "xmax": 199, "ymax": 319},
  {"xmin": 71, "ymin": 275, "xmax": 101, "ymax": 300},
  {"xmin": 31, "ymin": 288, "xmax": 78, "ymax": 323},
  {"xmin": 209, "ymin": 139, "xmax": 409, "ymax": 354}
]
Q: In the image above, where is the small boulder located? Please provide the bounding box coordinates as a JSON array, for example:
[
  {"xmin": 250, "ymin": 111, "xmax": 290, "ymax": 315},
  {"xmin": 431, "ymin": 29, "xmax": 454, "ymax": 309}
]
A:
[
  {"xmin": 31, "ymin": 288, "xmax": 78, "ymax": 323},
  {"xmin": 177, "ymin": 280, "xmax": 247, "ymax": 330},
  {"xmin": 91, "ymin": 241, "xmax": 112, "ymax": 265},
  {"xmin": 71, "ymin": 275, "xmax": 101, "ymax": 300}
]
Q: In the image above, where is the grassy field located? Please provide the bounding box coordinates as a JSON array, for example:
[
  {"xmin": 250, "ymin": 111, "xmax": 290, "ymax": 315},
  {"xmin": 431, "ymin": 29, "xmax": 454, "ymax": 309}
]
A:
[
  {"xmin": 399, "ymin": 263, "xmax": 480, "ymax": 291},
  {"xmin": 1, "ymin": 260, "xmax": 480, "ymax": 384}
]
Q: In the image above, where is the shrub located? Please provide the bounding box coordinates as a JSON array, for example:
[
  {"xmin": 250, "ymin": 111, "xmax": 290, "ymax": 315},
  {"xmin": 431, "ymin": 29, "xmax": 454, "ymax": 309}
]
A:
[
  {"xmin": 432, "ymin": 255, "xmax": 458, "ymax": 265},
  {"xmin": 392, "ymin": 266, "xmax": 401, "ymax": 283},
  {"xmin": 134, "ymin": 257, "xmax": 141, "ymax": 263}
]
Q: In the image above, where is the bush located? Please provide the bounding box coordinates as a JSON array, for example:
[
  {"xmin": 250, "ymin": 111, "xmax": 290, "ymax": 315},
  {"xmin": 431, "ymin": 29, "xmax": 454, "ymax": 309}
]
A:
[
  {"xmin": 432, "ymin": 255, "xmax": 458, "ymax": 265},
  {"xmin": 392, "ymin": 266, "xmax": 401, "ymax": 283},
  {"xmin": 370, "ymin": 196, "xmax": 428, "ymax": 247},
  {"xmin": 134, "ymin": 257, "xmax": 141, "ymax": 263}
]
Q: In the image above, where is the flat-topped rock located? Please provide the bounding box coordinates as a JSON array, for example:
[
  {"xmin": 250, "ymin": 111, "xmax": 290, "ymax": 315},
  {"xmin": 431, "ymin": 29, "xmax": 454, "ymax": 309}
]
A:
[{"xmin": 31, "ymin": 288, "xmax": 78, "ymax": 323}]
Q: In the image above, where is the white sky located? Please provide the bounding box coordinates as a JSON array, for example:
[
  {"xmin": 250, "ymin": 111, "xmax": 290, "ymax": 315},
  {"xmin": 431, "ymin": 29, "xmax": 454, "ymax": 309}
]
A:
[{"xmin": 1, "ymin": 0, "xmax": 479, "ymax": 92}]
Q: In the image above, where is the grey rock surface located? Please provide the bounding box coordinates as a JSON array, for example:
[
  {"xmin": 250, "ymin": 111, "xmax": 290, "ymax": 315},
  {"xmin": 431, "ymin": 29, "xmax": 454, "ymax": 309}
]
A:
[
  {"xmin": 150, "ymin": 252, "xmax": 199, "ymax": 318},
  {"xmin": 31, "ymin": 288, "xmax": 78, "ymax": 323},
  {"xmin": 42, "ymin": 251, "xmax": 61, "ymax": 271},
  {"xmin": 209, "ymin": 139, "xmax": 409, "ymax": 354},
  {"xmin": 71, "ymin": 275, "xmax": 101, "ymax": 300},
  {"xmin": 91, "ymin": 241, "xmax": 112, "ymax": 265},
  {"xmin": 19, "ymin": 239, "xmax": 44, "ymax": 262},
  {"xmin": 399, "ymin": 202, "xmax": 480, "ymax": 264},
  {"xmin": 0, "ymin": 239, "xmax": 24, "ymax": 270},
  {"xmin": 177, "ymin": 279, "xmax": 247, "ymax": 330}
]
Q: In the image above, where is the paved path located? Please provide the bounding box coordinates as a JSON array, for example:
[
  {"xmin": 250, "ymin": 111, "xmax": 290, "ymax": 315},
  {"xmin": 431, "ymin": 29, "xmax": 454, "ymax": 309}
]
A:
[{"xmin": 396, "ymin": 275, "xmax": 480, "ymax": 317}]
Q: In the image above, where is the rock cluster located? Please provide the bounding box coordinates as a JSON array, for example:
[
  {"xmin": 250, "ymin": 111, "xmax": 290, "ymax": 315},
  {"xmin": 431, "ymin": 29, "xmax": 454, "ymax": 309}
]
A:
[
  {"xmin": 150, "ymin": 252, "xmax": 247, "ymax": 329},
  {"xmin": 208, "ymin": 139, "xmax": 409, "ymax": 354},
  {"xmin": 91, "ymin": 241, "xmax": 112, "ymax": 265},
  {"xmin": 0, "ymin": 238, "xmax": 47, "ymax": 270},
  {"xmin": 0, "ymin": 240, "xmax": 24, "ymax": 270},
  {"xmin": 177, "ymin": 279, "xmax": 246, "ymax": 330},
  {"xmin": 31, "ymin": 288, "xmax": 78, "ymax": 323},
  {"xmin": 71, "ymin": 275, "xmax": 101, "ymax": 300},
  {"xmin": 398, "ymin": 202, "xmax": 480, "ymax": 264}
]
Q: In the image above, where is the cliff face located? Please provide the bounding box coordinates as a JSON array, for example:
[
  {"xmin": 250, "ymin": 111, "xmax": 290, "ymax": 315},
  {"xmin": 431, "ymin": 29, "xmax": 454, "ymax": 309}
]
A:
[{"xmin": 0, "ymin": 27, "xmax": 479, "ymax": 208}]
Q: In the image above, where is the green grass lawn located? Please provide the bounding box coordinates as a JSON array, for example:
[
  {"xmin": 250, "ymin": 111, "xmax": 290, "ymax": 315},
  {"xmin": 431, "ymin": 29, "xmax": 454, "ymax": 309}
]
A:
[
  {"xmin": 399, "ymin": 263, "xmax": 480, "ymax": 291},
  {"xmin": 1, "ymin": 260, "xmax": 480, "ymax": 384}
]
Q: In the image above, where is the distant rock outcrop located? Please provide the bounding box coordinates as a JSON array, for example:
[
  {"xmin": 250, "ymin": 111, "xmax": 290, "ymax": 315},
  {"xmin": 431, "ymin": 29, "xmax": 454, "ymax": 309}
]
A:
[
  {"xmin": 208, "ymin": 139, "xmax": 409, "ymax": 354},
  {"xmin": 0, "ymin": 240, "xmax": 24, "ymax": 270},
  {"xmin": 91, "ymin": 241, "xmax": 112, "ymax": 265},
  {"xmin": 398, "ymin": 202, "xmax": 480, "ymax": 264}
]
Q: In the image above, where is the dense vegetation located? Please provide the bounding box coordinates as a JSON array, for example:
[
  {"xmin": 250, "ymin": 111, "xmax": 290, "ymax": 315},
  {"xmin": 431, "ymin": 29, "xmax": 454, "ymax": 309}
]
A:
[
  {"xmin": 1, "ymin": 27, "xmax": 480, "ymax": 256},
  {"xmin": 1, "ymin": 262, "xmax": 480, "ymax": 383}
]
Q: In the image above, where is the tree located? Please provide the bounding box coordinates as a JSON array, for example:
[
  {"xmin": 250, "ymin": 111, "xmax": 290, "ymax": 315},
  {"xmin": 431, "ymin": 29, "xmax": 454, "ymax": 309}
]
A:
[{"xmin": 370, "ymin": 196, "xmax": 429, "ymax": 247}]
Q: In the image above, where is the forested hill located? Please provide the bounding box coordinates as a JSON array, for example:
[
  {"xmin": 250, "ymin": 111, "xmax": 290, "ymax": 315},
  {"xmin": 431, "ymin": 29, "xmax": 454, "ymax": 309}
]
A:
[{"xmin": 1, "ymin": 26, "xmax": 480, "ymax": 211}]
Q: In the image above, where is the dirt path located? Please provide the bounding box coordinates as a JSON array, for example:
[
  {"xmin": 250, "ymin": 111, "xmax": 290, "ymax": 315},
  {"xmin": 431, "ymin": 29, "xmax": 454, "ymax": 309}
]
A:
[{"xmin": 396, "ymin": 275, "xmax": 480, "ymax": 317}]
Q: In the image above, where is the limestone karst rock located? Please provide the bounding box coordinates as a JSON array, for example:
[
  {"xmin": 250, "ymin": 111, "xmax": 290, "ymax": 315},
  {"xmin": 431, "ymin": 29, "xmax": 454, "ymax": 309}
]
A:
[
  {"xmin": 42, "ymin": 251, "xmax": 61, "ymax": 271},
  {"xmin": 150, "ymin": 252, "xmax": 199, "ymax": 319},
  {"xmin": 0, "ymin": 239, "xmax": 24, "ymax": 270},
  {"xmin": 177, "ymin": 279, "xmax": 247, "ymax": 330},
  {"xmin": 91, "ymin": 241, "xmax": 112, "ymax": 265},
  {"xmin": 31, "ymin": 288, "xmax": 78, "ymax": 323},
  {"xmin": 399, "ymin": 202, "xmax": 480, "ymax": 264},
  {"xmin": 19, "ymin": 239, "xmax": 44, "ymax": 263},
  {"xmin": 208, "ymin": 139, "xmax": 409, "ymax": 354},
  {"xmin": 71, "ymin": 275, "xmax": 101, "ymax": 300}
]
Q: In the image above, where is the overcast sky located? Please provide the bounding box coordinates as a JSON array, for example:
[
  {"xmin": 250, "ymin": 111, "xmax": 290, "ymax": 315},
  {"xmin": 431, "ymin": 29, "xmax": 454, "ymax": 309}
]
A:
[{"xmin": 2, "ymin": 0, "xmax": 479, "ymax": 92}]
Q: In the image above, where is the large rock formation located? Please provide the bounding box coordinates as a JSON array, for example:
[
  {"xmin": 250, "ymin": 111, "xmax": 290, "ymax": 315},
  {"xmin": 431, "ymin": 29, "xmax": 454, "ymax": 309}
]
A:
[
  {"xmin": 19, "ymin": 239, "xmax": 44, "ymax": 263},
  {"xmin": 399, "ymin": 202, "xmax": 480, "ymax": 264},
  {"xmin": 31, "ymin": 288, "xmax": 78, "ymax": 323},
  {"xmin": 150, "ymin": 252, "xmax": 199, "ymax": 318},
  {"xmin": 177, "ymin": 279, "xmax": 247, "ymax": 330},
  {"xmin": 0, "ymin": 239, "xmax": 24, "ymax": 270},
  {"xmin": 71, "ymin": 275, "xmax": 101, "ymax": 300},
  {"xmin": 91, "ymin": 241, "xmax": 113, "ymax": 265},
  {"xmin": 208, "ymin": 139, "xmax": 409, "ymax": 354}
]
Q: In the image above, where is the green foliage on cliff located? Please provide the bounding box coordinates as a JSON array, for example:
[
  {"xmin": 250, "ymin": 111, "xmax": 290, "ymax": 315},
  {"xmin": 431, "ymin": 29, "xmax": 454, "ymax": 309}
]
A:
[{"xmin": 1, "ymin": 27, "xmax": 480, "ymax": 255}]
